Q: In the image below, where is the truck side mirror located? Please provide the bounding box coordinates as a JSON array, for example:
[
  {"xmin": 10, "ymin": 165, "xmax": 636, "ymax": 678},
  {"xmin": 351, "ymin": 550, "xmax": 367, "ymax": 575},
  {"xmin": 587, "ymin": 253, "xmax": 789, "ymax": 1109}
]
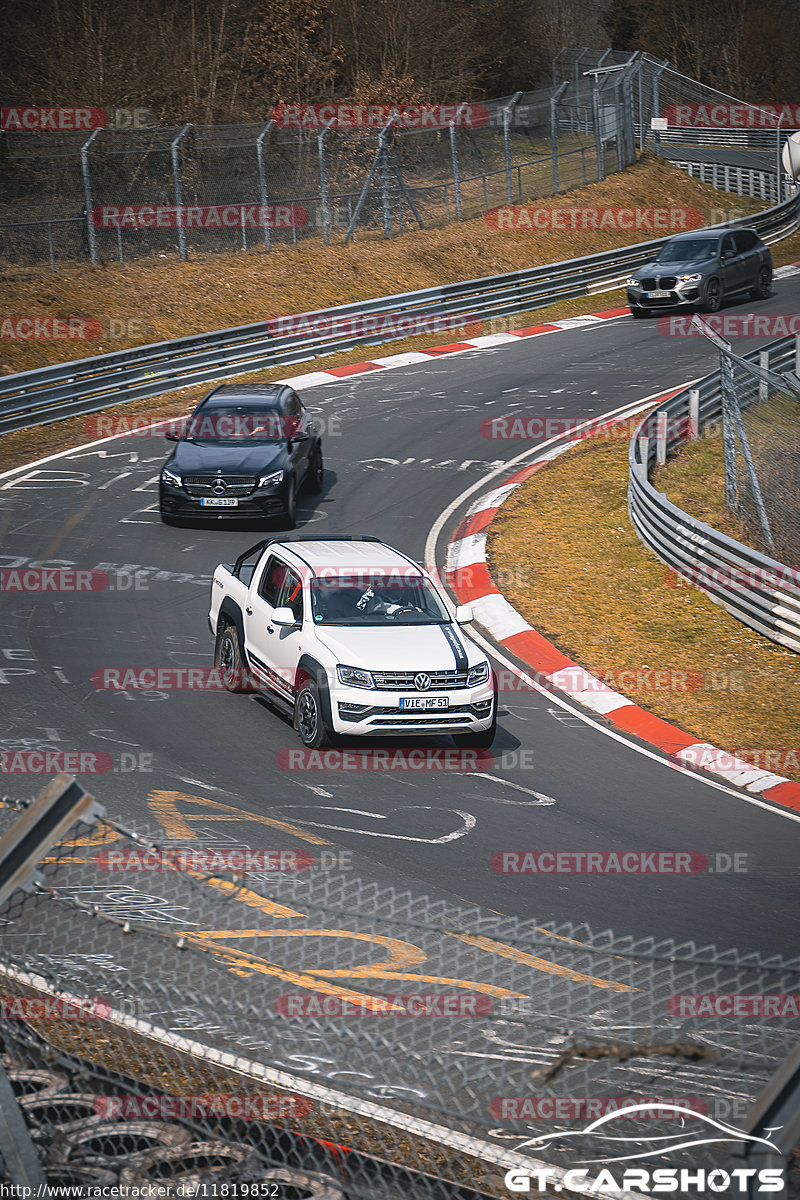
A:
[{"xmin": 271, "ymin": 606, "xmax": 298, "ymax": 627}]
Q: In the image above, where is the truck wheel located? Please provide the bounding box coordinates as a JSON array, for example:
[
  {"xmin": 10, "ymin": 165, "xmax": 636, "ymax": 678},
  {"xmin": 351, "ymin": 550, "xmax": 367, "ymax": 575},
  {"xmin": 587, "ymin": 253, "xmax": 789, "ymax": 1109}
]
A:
[
  {"xmin": 215, "ymin": 625, "xmax": 250, "ymax": 692},
  {"xmin": 295, "ymin": 680, "xmax": 331, "ymax": 748}
]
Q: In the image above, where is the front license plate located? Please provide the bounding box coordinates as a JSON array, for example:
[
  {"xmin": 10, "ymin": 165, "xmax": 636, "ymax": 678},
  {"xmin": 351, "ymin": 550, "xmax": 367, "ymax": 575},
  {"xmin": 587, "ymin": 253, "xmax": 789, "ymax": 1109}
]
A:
[
  {"xmin": 201, "ymin": 497, "xmax": 238, "ymax": 507},
  {"xmin": 647, "ymin": 290, "xmax": 671, "ymax": 299},
  {"xmin": 399, "ymin": 696, "xmax": 448, "ymax": 709}
]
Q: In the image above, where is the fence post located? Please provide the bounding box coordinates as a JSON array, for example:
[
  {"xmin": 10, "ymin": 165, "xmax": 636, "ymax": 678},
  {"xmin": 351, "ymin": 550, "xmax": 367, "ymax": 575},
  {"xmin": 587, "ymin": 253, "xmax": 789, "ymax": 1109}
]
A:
[
  {"xmin": 380, "ymin": 128, "xmax": 392, "ymax": 237},
  {"xmin": 450, "ymin": 104, "xmax": 469, "ymax": 221},
  {"xmin": 256, "ymin": 120, "xmax": 274, "ymax": 250},
  {"xmin": 317, "ymin": 119, "xmax": 335, "ymax": 245},
  {"xmin": 591, "ymin": 76, "xmax": 605, "ymax": 182},
  {"xmin": 655, "ymin": 410, "xmax": 667, "ymax": 465},
  {"xmin": 550, "ymin": 82, "xmax": 568, "ymax": 194},
  {"xmin": 688, "ymin": 389, "xmax": 699, "ymax": 439},
  {"xmin": 80, "ymin": 127, "xmax": 102, "ymax": 267},
  {"xmin": 651, "ymin": 60, "xmax": 668, "ymax": 157},
  {"xmin": 171, "ymin": 123, "xmax": 192, "ymax": 262},
  {"xmin": 504, "ymin": 92, "xmax": 522, "ymax": 204},
  {"xmin": 719, "ymin": 347, "xmax": 739, "ymax": 510},
  {"xmin": 638, "ymin": 435, "xmax": 649, "ymax": 470},
  {"xmin": 796, "ymin": 333, "xmax": 800, "ymax": 377},
  {"xmin": 759, "ymin": 351, "xmax": 770, "ymax": 403},
  {"xmin": 47, "ymin": 222, "xmax": 56, "ymax": 273}
]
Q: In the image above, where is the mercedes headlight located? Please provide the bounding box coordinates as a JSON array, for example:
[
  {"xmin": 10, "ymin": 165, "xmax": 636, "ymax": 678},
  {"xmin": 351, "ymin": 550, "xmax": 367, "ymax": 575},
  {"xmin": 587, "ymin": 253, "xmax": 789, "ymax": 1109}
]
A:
[
  {"xmin": 161, "ymin": 466, "xmax": 182, "ymax": 487},
  {"xmin": 258, "ymin": 469, "xmax": 285, "ymax": 488}
]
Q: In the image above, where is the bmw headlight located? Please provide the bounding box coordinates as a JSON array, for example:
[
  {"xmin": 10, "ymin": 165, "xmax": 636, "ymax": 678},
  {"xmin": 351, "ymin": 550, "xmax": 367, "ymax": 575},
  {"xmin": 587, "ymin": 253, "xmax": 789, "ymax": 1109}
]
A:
[
  {"xmin": 161, "ymin": 466, "xmax": 182, "ymax": 487},
  {"xmin": 467, "ymin": 661, "xmax": 490, "ymax": 686},
  {"xmin": 336, "ymin": 664, "xmax": 375, "ymax": 689},
  {"xmin": 626, "ymin": 277, "xmax": 640, "ymax": 287},
  {"xmin": 678, "ymin": 273, "xmax": 703, "ymax": 282},
  {"xmin": 259, "ymin": 469, "xmax": 285, "ymax": 488}
]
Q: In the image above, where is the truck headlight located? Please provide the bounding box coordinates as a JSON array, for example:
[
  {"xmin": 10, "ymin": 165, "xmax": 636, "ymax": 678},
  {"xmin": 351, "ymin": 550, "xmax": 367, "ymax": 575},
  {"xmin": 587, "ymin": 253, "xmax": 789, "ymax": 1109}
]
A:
[
  {"xmin": 467, "ymin": 661, "xmax": 490, "ymax": 686},
  {"xmin": 259, "ymin": 470, "xmax": 285, "ymax": 488},
  {"xmin": 161, "ymin": 466, "xmax": 182, "ymax": 487},
  {"xmin": 337, "ymin": 664, "xmax": 375, "ymax": 689}
]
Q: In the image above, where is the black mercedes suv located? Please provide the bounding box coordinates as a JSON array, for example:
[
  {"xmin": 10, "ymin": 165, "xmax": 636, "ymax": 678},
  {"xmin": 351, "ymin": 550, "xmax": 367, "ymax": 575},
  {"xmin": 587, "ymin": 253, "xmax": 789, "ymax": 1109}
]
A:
[{"xmin": 159, "ymin": 384, "xmax": 323, "ymax": 526}]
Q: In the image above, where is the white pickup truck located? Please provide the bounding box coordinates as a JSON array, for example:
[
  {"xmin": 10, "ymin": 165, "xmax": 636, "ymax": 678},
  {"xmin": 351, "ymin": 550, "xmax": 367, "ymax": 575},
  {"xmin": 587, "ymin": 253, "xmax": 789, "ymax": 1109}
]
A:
[{"xmin": 209, "ymin": 536, "xmax": 497, "ymax": 748}]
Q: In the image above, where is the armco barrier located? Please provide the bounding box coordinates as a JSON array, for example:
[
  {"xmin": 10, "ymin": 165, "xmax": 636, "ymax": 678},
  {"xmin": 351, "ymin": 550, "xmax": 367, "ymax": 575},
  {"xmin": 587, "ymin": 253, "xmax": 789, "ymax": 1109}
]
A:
[
  {"xmin": 628, "ymin": 336, "xmax": 800, "ymax": 651},
  {"xmin": 0, "ymin": 167, "xmax": 797, "ymax": 435}
]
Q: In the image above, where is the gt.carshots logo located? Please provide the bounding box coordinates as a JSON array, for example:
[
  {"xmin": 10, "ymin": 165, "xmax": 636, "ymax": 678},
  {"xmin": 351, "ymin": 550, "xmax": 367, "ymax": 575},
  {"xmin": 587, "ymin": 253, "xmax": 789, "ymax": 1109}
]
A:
[
  {"xmin": 485, "ymin": 206, "xmax": 703, "ymax": 232},
  {"xmin": 502, "ymin": 1103, "xmax": 786, "ymax": 1193},
  {"xmin": 90, "ymin": 204, "xmax": 307, "ymax": 229},
  {"xmin": 269, "ymin": 104, "xmax": 489, "ymax": 128}
]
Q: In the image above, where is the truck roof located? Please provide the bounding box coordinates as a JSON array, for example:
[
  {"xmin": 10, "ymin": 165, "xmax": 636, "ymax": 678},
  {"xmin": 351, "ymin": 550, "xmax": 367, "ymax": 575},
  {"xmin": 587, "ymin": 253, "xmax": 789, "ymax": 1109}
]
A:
[{"xmin": 278, "ymin": 538, "xmax": 423, "ymax": 575}]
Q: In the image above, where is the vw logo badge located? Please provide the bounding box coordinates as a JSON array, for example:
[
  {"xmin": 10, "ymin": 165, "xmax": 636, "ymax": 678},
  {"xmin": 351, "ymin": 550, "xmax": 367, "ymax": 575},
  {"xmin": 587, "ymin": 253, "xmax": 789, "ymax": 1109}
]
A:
[
  {"xmin": 212, "ymin": 478, "xmax": 227, "ymax": 495},
  {"xmin": 414, "ymin": 673, "xmax": 432, "ymax": 691}
]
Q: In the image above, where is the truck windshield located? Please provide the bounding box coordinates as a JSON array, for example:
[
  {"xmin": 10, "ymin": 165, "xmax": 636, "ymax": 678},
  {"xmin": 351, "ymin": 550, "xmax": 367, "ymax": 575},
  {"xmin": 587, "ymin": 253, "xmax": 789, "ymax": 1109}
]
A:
[
  {"xmin": 310, "ymin": 574, "xmax": 451, "ymax": 625},
  {"xmin": 184, "ymin": 406, "xmax": 294, "ymax": 443}
]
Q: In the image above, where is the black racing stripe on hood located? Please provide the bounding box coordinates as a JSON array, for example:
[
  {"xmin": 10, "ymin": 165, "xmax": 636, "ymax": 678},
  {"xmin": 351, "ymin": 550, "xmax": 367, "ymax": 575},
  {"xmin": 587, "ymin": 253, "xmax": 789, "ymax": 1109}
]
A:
[{"xmin": 440, "ymin": 622, "xmax": 469, "ymax": 671}]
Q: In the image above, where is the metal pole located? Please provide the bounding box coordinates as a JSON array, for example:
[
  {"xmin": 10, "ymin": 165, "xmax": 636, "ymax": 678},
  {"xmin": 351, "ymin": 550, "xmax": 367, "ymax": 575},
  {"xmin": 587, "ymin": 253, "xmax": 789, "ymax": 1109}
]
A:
[
  {"xmin": 317, "ymin": 118, "xmax": 335, "ymax": 245},
  {"xmin": 450, "ymin": 103, "xmax": 469, "ymax": 221},
  {"xmin": 550, "ymin": 82, "xmax": 568, "ymax": 194},
  {"xmin": 503, "ymin": 92, "xmax": 522, "ymax": 204},
  {"xmin": 47, "ymin": 222, "xmax": 56, "ymax": 273},
  {"xmin": 638, "ymin": 58, "xmax": 644, "ymax": 154},
  {"xmin": 591, "ymin": 77, "xmax": 604, "ymax": 181},
  {"xmin": 380, "ymin": 132, "xmax": 392, "ymax": 238},
  {"xmin": 652, "ymin": 62, "xmax": 668, "ymax": 157},
  {"xmin": 776, "ymin": 112, "xmax": 786, "ymax": 204},
  {"xmin": 171, "ymin": 123, "xmax": 192, "ymax": 262},
  {"xmin": 719, "ymin": 348, "xmax": 739, "ymax": 510},
  {"xmin": 256, "ymin": 120, "xmax": 274, "ymax": 250},
  {"xmin": 688, "ymin": 389, "xmax": 700, "ymax": 439},
  {"xmin": 343, "ymin": 115, "xmax": 395, "ymax": 244},
  {"xmin": 80, "ymin": 127, "xmax": 101, "ymax": 266}
]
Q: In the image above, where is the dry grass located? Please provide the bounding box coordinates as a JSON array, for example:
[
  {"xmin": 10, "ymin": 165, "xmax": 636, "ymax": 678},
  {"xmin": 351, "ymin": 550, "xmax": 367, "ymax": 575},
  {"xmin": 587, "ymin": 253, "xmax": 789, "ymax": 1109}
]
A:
[
  {"xmin": 487, "ymin": 429, "xmax": 800, "ymax": 779},
  {"xmin": 0, "ymin": 153, "xmax": 767, "ymax": 378}
]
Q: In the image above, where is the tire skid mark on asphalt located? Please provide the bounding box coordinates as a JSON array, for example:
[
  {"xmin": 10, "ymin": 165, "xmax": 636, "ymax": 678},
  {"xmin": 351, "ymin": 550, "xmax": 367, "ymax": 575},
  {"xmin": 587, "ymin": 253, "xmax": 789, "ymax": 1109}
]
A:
[{"xmin": 144, "ymin": 790, "xmax": 627, "ymax": 995}]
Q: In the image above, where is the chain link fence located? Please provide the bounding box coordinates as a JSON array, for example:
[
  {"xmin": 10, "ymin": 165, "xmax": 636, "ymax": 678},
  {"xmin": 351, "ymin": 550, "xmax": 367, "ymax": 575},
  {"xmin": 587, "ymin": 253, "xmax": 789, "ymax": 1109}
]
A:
[
  {"xmin": 715, "ymin": 340, "xmax": 800, "ymax": 567},
  {"xmin": 1, "ymin": 791, "xmax": 799, "ymax": 1196},
  {"xmin": 0, "ymin": 64, "xmax": 640, "ymax": 272}
]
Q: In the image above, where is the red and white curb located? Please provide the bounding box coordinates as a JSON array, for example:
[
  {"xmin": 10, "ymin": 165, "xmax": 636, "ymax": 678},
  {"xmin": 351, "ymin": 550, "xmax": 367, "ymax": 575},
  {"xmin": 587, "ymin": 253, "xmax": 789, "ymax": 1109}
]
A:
[
  {"xmin": 445, "ymin": 431, "xmax": 800, "ymax": 816},
  {"xmin": 280, "ymin": 308, "xmax": 631, "ymax": 389}
]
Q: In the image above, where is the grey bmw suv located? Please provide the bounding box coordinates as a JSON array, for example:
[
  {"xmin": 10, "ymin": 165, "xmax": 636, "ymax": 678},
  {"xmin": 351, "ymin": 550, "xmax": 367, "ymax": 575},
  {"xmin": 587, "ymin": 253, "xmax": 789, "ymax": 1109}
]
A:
[{"xmin": 626, "ymin": 228, "xmax": 772, "ymax": 318}]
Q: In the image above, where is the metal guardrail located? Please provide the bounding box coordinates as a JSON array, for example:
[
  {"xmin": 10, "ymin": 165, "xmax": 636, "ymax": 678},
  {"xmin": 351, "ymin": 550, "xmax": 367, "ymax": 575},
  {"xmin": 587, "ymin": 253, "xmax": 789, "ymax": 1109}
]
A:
[
  {"xmin": 1, "ymin": 167, "xmax": 798, "ymax": 435},
  {"xmin": 628, "ymin": 336, "xmax": 800, "ymax": 652}
]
